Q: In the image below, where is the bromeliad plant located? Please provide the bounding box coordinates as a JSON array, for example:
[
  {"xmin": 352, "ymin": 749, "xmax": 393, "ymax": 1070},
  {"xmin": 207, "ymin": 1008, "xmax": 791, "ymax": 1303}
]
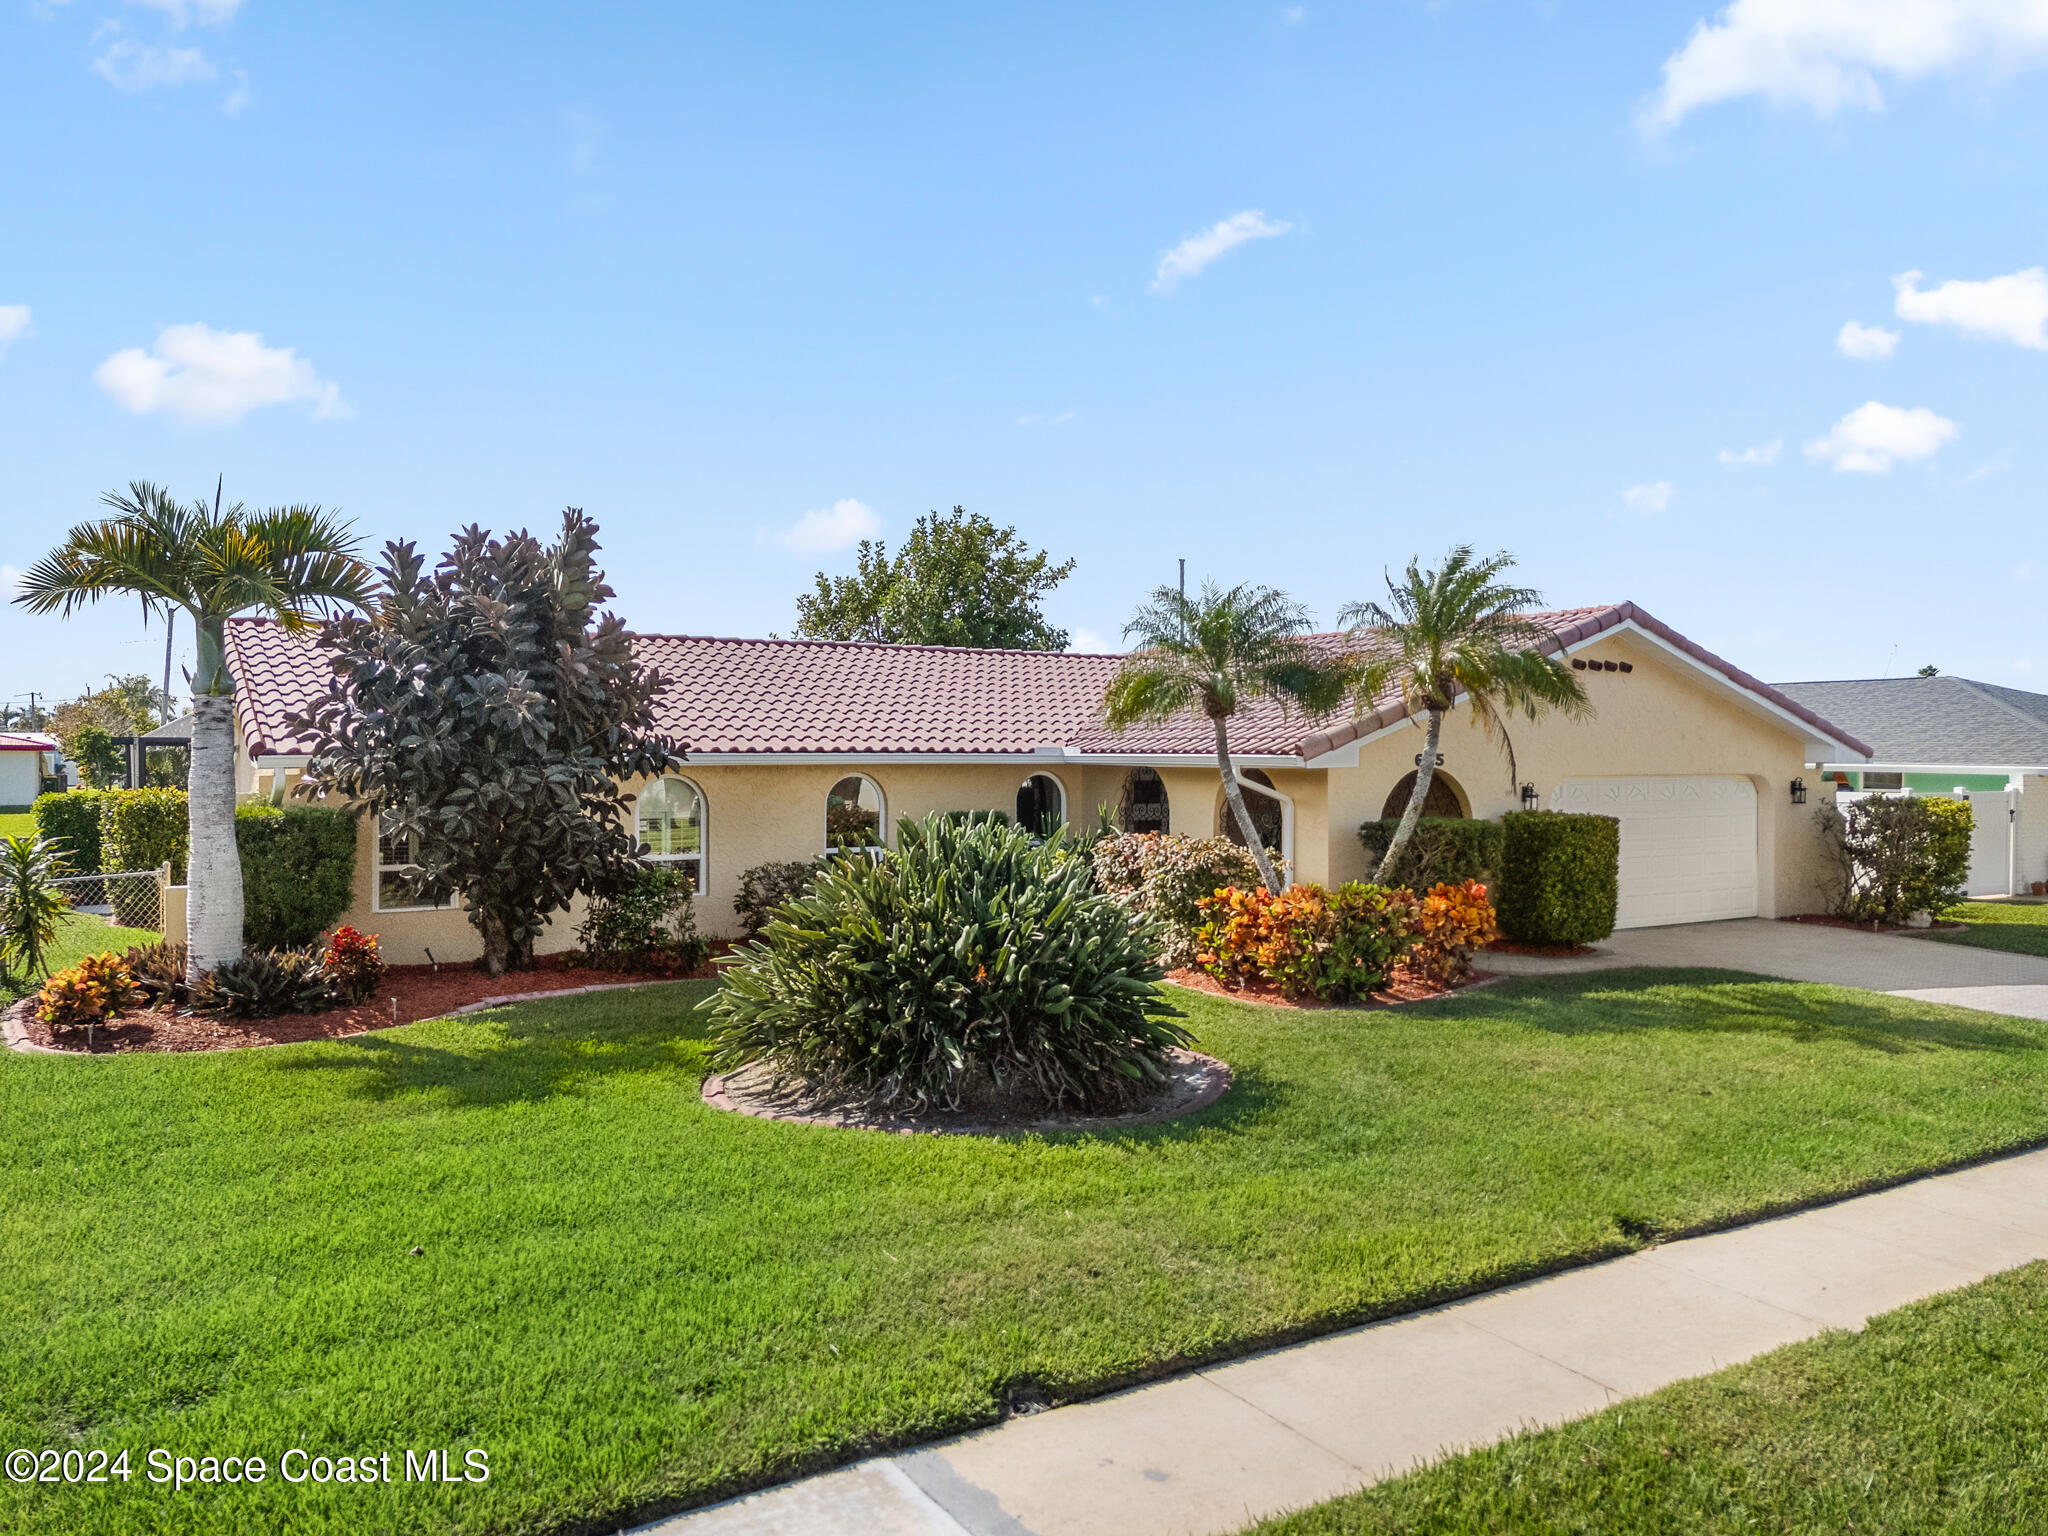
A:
[
  {"xmin": 0, "ymin": 834, "xmax": 70, "ymax": 985},
  {"xmin": 701, "ymin": 812, "xmax": 1188, "ymax": 1113}
]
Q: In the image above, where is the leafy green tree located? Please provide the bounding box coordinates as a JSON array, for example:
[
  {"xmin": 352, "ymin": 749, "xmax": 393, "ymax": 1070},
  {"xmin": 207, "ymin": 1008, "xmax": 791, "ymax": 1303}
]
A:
[
  {"xmin": 793, "ymin": 506, "xmax": 1076, "ymax": 649},
  {"xmin": 1100, "ymin": 582, "xmax": 1355, "ymax": 896},
  {"xmin": 14, "ymin": 482, "xmax": 374, "ymax": 979},
  {"xmin": 1341, "ymin": 547, "xmax": 1589, "ymax": 883},
  {"xmin": 295, "ymin": 511, "xmax": 683, "ymax": 976},
  {"xmin": 65, "ymin": 724, "xmax": 124, "ymax": 789}
]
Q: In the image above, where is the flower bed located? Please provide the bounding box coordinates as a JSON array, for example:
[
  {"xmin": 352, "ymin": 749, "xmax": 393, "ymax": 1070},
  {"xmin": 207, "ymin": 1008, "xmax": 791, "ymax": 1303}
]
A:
[
  {"xmin": 1165, "ymin": 963, "xmax": 1481, "ymax": 1011},
  {"xmin": 10, "ymin": 950, "xmax": 720, "ymax": 1054}
]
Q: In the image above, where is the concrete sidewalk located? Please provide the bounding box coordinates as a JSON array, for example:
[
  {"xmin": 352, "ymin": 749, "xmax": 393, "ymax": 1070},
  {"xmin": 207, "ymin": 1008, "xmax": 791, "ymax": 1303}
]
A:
[
  {"xmin": 637, "ymin": 1145, "xmax": 2048, "ymax": 1536},
  {"xmin": 1475, "ymin": 917, "xmax": 2048, "ymax": 1021}
]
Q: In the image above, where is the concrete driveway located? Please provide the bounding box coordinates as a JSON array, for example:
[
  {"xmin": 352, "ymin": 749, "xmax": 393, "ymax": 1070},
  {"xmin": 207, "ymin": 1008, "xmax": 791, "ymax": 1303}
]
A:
[{"xmin": 1478, "ymin": 917, "xmax": 2048, "ymax": 1021}]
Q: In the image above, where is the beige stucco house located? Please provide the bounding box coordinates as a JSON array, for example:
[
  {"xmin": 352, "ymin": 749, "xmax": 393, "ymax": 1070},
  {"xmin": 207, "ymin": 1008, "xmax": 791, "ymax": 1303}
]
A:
[{"xmin": 220, "ymin": 602, "xmax": 1870, "ymax": 965}]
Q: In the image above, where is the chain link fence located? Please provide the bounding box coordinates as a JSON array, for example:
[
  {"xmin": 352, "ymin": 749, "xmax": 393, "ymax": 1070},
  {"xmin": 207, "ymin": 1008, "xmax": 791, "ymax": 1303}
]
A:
[{"xmin": 54, "ymin": 869, "xmax": 166, "ymax": 934}]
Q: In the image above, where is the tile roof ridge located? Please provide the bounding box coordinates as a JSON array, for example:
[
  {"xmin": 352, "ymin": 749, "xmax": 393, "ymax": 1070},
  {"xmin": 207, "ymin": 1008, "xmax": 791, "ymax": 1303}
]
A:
[{"xmin": 618, "ymin": 632, "xmax": 1134, "ymax": 659}]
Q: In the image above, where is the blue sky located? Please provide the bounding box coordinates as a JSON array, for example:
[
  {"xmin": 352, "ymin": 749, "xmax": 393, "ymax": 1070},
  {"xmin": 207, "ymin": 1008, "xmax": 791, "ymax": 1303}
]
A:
[{"xmin": 4, "ymin": 0, "xmax": 2046, "ymax": 712}]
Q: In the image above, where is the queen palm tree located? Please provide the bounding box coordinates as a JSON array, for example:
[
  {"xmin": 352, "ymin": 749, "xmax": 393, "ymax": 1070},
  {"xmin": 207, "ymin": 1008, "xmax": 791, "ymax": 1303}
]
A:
[
  {"xmin": 14, "ymin": 482, "xmax": 372, "ymax": 978},
  {"xmin": 1101, "ymin": 581, "xmax": 1354, "ymax": 895},
  {"xmin": 1343, "ymin": 547, "xmax": 1589, "ymax": 883}
]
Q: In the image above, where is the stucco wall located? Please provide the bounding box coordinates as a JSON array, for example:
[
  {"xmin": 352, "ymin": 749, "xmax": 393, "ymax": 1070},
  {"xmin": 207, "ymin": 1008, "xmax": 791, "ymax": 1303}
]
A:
[
  {"xmin": 0, "ymin": 752, "xmax": 43, "ymax": 807},
  {"xmin": 1323, "ymin": 629, "xmax": 1837, "ymax": 917}
]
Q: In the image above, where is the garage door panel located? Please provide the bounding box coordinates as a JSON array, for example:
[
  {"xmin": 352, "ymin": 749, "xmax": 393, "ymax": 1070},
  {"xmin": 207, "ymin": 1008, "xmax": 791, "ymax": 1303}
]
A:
[{"xmin": 1550, "ymin": 775, "xmax": 1758, "ymax": 929}]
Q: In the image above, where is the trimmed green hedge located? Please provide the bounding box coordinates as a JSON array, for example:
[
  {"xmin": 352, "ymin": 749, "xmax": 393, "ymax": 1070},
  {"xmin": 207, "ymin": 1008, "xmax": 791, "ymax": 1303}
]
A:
[
  {"xmin": 33, "ymin": 790, "xmax": 108, "ymax": 875},
  {"xmin": 236, "ymin": 804, "xmax": 360, "ymax": 949},
  {"xmin": 1357, "ymin": 817, "xmax": 1504, "ymax": 891},
  {"xmin": 102, "ymin": 788, "xmax": 190, "ymax": 883},
  {"xmin": 1496, "ymin": 810, "xmax": 1620, "ymax": 946}
]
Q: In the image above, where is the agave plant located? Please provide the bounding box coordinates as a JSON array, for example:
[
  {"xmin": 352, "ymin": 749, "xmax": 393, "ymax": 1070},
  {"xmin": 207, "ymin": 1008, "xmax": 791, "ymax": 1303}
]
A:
[{"xmin": 0, "ymin": 835, "xmax": 71, "ymax": 985}]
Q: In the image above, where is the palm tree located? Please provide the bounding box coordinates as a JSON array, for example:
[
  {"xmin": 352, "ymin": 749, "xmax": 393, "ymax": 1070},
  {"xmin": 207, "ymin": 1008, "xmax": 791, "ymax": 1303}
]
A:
[
  {"xmin": 1101, "ymin": 582, "xmax": 1354, "ymax": 895},
  {"xmin": 1342, "ymin": 547, "xmax": 1590, "ymax": 884},
  {"xmin": 14, "ymin": 483, "xmax": 372, "ymax": 979}
]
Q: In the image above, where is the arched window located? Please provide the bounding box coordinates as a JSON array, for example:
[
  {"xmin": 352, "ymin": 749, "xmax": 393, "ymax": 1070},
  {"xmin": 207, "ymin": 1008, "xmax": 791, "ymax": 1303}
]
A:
[
  {"xmin": 1380, "ymin": 770, "xmax": 1466, "ymax": 820},
  {"xmin": 1016, "ymin": 773, "xmax": 1066, "ymax": 837},
  {"xmin": 826, "ymin": 774, "xmax": 885, "ymax": 852},
  {"xmin": 1220, "ymin": 768, "xmax": 1286, "ymax": 855},
  {"xmin": 1118, "ymin": 767, "xmax": 1170, "ymax": 834},
  {"xmin": 637, "ymin": 776, "xmax": 706, "ymax": 890}
]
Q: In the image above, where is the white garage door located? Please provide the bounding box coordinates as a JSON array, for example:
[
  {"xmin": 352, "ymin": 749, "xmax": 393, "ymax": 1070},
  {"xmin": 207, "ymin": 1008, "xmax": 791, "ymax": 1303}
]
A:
[{"xmin": 1550, "ymin": 776, "xmax": 1758, "ymax": 929}]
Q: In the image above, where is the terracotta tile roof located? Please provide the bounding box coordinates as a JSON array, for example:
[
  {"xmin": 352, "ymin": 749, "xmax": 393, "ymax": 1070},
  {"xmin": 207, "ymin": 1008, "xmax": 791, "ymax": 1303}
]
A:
[
  {"xmin": 223, "ymin": 602, "xmax": 1871, "ymax": 762},
  {"xmin": 0, "ymin": 732, "xmax": 59, "ymax": 753}
]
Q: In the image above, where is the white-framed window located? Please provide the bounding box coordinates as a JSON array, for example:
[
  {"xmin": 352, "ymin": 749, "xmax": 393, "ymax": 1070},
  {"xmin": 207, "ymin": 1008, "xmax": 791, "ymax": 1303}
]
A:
[
  {"xmin": 1016, "ymin": 773, "xmax": 1066, "ymax": 837},
  {"xmin": 826, "ymin": 774, "xmax": 885, "ymax": 852},
  {"xmin": 374, "ymin": 811, "xmax": 457, "ymax": 913},
  {"xmin": 637, "ymin": 776, "xmax": 706, "ymax": 891},
  {"xmin": 1861, "ymin": 771, "xmax": 1905, "ymax": 792}
]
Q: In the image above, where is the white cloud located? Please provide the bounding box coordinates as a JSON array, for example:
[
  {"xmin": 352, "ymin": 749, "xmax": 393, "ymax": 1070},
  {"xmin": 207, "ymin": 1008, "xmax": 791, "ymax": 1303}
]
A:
[
  {"xmin": 94, "ymin": 323, "xmax": 347, "ymax": 424},
  {"xmin": 1836, "ymin": 319, "xmax": 1899, "ymax": 359},
  {"xmin": 1805, "ymin": 400, "xmax": 1957, "ymax": 473},
  {"xmin": 562, "ymin": 108, "xmax": 607, "ymax": 175},
  {"xmin": 128, "ymin": 0, "xmax": 244, "ymax": 24},
  {"xmin": 1068, "ymin": 627, "xmax": 1111, "ymax": 654},
  {"xmin": 1718, "ymin": 438, "xmax": 1782, "ymax": 466},
  {"xmin": 221, "ymin": 68, "xmax": 251, "ymax": 115},
  {"xmin": 1893, "ymin": 267, "xmax": 2048, "ymax": 349},
  {"xmin": 0, "ymin": 564, "xmax": 22, "ymax": 598},
  {"xmin": 92, "ymin": 30, "xmax": 216, "ymax": 91},
  {"xmin": 2017, "ymin": 559, "xmax": 2037, "ymax": 581},
  {"xmin": 767, "ymin": 498, "xmax": 880, "ymax": 555},
  {"xmin": 0, "ymin": 306, "xmax": 30, "ymax": 355},
  {"xmin": 1646, "ymin": 0, "xmax": 2048, "ymax": 128},
  {"xmin": 1151, "ymin": 210, "xmax": 1292, "ymax": 295},
  {"xmin": 1282, "ymin": 5, "xmax": 1307, "ymax": 23},
  {"xmin": 1622, "ymin": 480, "xmax": 1673, "ymax": 513}
]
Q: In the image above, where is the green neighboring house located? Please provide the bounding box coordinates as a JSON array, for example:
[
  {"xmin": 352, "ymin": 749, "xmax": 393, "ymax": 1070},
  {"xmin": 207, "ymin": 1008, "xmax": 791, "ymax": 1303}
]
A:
[{"xmin": 1773, "ymin": 674, "xmax": 2048, "ymax": 897}]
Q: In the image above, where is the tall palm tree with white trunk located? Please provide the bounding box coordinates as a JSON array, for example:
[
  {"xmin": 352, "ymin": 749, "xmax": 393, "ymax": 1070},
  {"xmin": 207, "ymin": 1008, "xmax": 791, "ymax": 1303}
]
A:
[
  {"xmin": 1343, "ymin": 547, "xmax": 1590, "ymax": 884},
  {"xmin": 15, "ymin": 482, "xmax": 372, "ymax": 979},
  {"xmin": 1101, "ymin": 581, "xmax": 1355, "ymax": 897}
]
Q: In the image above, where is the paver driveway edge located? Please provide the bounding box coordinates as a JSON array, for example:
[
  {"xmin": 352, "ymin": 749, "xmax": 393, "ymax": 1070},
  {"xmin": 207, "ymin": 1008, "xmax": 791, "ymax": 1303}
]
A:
[{"xmin": 638, "ymin": 1143, "xmax": 2048, "ymax": 1536}]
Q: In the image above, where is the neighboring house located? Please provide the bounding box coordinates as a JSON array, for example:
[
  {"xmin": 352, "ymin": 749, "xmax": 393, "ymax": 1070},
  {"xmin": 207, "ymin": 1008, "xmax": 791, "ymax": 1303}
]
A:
[
  {"xmin": 1773, "ymin": 675, "xmax": 2048, "ymax": 898},
  {"xmin": 222, "ymin": 602, "xmax": 1870, "ymax": 964},
  {"xmin": 0, "ymin": 732, "xmax": 64, "ymax": 806}
]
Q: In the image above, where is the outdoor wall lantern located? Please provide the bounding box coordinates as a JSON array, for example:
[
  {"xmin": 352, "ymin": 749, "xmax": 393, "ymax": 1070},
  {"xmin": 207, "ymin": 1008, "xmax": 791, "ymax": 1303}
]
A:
[
  {"xmin": 1520, "ymin": 783, "xmax": 1540, "ymax": 809},
  {"xmin": 1790, "ymin": 778, "xmax": 1808, "ymax": 805}
]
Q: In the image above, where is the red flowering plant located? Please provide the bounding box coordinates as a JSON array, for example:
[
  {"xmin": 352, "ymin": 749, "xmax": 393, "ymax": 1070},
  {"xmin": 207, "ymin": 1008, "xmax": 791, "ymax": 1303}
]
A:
[{"xmin": 320, "ymin": 925, "xmax": 386, "ymax": 1004}]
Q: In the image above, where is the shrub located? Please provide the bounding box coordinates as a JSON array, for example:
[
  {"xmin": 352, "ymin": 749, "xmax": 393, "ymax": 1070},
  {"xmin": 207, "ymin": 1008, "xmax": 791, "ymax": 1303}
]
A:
[
  {"xmin": 1091, "ymin": 832, "xmax": 1269, "ymax": 967},
  {"xmin": 121, "ymin": 940, "xmax": 190, "ymax": 1008},
  {"xmin": 236, "ymin": 804, "xmax": 358, "ymax": 949},
  {"xmin": 34, "ymin": 789, "xmax": 107, "ymax": 874},
  {"xmin": 1357, "ymin": 817, "xmax": 1503, "ymax": 891},
  {"xmin": 702, "ymin": 813, "xmax": 1187, "ymax": 1113},
  {"xmin": 0, "ymin": 835, "xmax": 69, "ymax": 984},
  {"xmin": 1405, "ymin": 880, "xmax": 1500, "ymax": 983},
  {"xmin": 734, "ymin": 858, "xmax": 827, "ymax": 939},
  {"xmin": 320, "ymin": 926, "xmax": 384, "ymax": 1004},
  {"xmin": 101, "ymin": 787, "xmax": 189, "ymax": 881},
  {"xmin": 578, "ymin": 865, "xmax": 711, "ymax": 973},
  {"xmin": 194, "ymin": 948, "xmax": 334, "ymax": 1020},
  {"xmin": 1496, "ymin": 810, "xmax": 1620, "ymax": 946},
  {"xmin": 1823, "ymin": 795, "xmax": 1974, "ymax": 925},
  {"xmin": 1194, "ymin": 881, "xmax": 1417, "ymax": 1001},
  {"xmin": 37, "ymin": 954, "xmax": 144, "ymax": 1044}
]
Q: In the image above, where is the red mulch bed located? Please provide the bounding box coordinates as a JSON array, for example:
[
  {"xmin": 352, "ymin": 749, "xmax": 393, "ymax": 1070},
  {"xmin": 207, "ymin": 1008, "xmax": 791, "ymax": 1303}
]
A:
[
  {"xmin": 1165, "ymin": 964, "xmax": 1465, "ymax": 1011},
  {"xmin": 19, "ymin": 953, "xmax": 717, "ymax": 1055},
  {"xmin": 1482, "ymin": 938, "xmax": 1598, "ymax": 958},
  {"xmin": 1782, "ymin": 914, "xmax": 1968, "ymax": 936}
]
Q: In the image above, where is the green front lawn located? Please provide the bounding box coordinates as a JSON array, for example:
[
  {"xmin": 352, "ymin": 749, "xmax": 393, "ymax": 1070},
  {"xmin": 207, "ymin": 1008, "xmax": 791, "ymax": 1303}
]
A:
[
  {"xmin": 5, "ymin": 970, "xmax": 2048, "ymax": 1534},
  {"xmin": 1248, "ymin": 1261, "xmax": 2048, "ymax": 1534},
  {"xmin": 1932, "ymin": 899, "xmax": 2048, "ymax": 960},
  {"xmin": 0, "ymin": 809, "xmax": 36, "ymax": 839},
  {"xmin": 0, "ymin": 908, "xmax": 162, "ymax": 1006}
]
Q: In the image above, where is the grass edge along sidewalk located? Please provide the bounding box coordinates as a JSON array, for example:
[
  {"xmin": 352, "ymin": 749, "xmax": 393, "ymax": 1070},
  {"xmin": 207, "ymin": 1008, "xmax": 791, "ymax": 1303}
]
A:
[{"xmin": 1246, "ymin": 1259, "xmax": 2048, "ymax": 1535}]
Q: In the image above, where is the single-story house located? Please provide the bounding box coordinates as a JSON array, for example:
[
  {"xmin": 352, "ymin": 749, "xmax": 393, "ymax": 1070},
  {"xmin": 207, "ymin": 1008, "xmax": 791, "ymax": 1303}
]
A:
[
  {"xmin": 221, "ymin": 602, "xmax": 1871, "ymax": 965},
  {"xmin": 1772, "ymin": 674, "xmax": 2048, "ymax": 898},
  {"xmin": 0, "ymin": 732, "xmax": 63, "ymax": 807}
]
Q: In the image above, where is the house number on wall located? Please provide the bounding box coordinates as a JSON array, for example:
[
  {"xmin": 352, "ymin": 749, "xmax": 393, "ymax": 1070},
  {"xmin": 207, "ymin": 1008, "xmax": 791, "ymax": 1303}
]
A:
[{"xmin": 1414, "ymin": 753, "xmax": 1445, "ymax": 768}]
